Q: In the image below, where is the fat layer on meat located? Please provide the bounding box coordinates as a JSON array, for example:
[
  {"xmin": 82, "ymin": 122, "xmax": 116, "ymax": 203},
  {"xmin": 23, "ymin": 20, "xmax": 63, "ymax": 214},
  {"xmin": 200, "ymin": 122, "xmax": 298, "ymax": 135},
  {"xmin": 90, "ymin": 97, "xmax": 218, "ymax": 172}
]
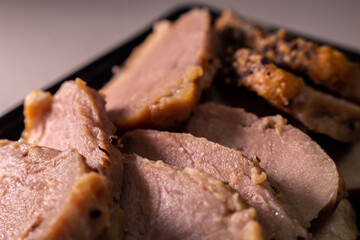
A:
[
  {"xmin": 121, "ymin": 129, "xmax": 309, "ymax": 240},
  {"xmin": 182, "ymin": 102, "xmax": 346, "ymax": 227},
  {"xmin": 101, "ymin": 9, "xmax": 218, "ymax": 130},
  {"xmin": 215, "ymin": 10, "xmax": 360, "ymax": 103},
  {"xmin": 22, "ymin": 79, "xmax": 124, "ymax": 200},
  {"xmin": 0, "ymin": 140, "xmax": 119, "ymax": 240},
  {"xmin": 233, "ymin": 48, "xmax": 360, "ymax": 142},
  {"xmin": 121, "ymin": 154, "xmax": 265, "ymax": 240}
]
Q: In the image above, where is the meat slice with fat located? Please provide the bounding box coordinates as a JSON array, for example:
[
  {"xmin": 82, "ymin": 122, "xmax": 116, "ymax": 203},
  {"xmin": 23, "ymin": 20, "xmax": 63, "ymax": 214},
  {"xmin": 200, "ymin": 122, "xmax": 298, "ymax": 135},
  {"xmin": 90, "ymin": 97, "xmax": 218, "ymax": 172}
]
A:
[
  {"xmin": 121, "ymin": 154, "xmax": 264, "ymax": 240},
  {"xmin": 0, "ymin": 140, "xmax": 121, "ymax": 240},
  {"xmin": 22, "ymin": 79, "xmax": 124, "ymax": 200},
  {"xmin": 182, "ymin": 102, "xmax": 346, "ymax": 228},
  {"xmin": 122, "ymin": 129, "xmax": 309, "ymax": 240},
  {"xmin": 101, "ymin": 9, "xmax": 218, "ymax": 130}
]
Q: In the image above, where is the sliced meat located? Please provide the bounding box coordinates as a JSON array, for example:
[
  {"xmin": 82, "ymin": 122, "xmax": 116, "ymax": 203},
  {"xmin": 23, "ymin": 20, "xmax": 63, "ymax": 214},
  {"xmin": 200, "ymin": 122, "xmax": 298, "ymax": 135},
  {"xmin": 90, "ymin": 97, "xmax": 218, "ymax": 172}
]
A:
[
  {"xmin": 101, "ymin": 9, "xmax": 218, "ymax": 130},
  {"xmin": 233, "ymin": 48, "xmax": 360, "ymax": 142},
  {"xmin": 233, "ymin": 49, "xmax": 304, "ymax": 108},
  {"xmin": 122, "ymin": 154, "xmax": 264, "ymax": 240},
  {"xmin": 215, "ymin": 10, "xmax": 360, "ymax": 103},
  {"xmin": 182, "ymin": 102, "xmax": 346, "ymax": 227},
  {"xmin": 0, "ymin": 140, "xmax": 118, "ymax": 240},
  {"xmin": 312, "ymin": 199, "xmax": 358, "ymax": 240},
  {"xmin": 122, "ymin": 129, "xmax": 309, "ymax": 240},
  {"xmin": 22, "ymin": 79, "xmax": 124, "ymax": 200}
]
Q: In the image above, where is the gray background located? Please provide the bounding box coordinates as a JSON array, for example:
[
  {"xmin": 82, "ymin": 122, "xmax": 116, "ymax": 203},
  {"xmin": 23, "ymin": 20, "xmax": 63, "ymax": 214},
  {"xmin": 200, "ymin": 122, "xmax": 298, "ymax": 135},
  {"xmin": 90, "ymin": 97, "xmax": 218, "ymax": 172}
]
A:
[{"xmin": 1, "ymin": 0, "xmax": 359, "ymax": 115}]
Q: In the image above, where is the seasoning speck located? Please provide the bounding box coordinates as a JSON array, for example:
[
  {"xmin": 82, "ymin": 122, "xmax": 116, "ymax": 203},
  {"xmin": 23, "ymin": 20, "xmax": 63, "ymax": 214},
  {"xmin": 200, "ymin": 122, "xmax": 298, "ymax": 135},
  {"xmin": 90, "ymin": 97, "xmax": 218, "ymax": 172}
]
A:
[
  {"xmin": 98, "ymin": 146, "xmax": 110, "ymax": 157},
  {"xmin": 260, "ymin": 57, "xmax": 270, "ymax": 65},
  {"xmin": 90, "ymin": 210, "xmax": 102, "ymax": 219}
]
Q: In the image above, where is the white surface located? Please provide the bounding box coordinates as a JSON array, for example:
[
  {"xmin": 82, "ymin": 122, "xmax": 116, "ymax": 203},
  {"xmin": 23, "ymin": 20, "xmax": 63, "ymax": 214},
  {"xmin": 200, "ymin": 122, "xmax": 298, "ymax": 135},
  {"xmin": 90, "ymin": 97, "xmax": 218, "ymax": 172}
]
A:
[{"xmin": 1, "ymin": 0, "xmax": 360, "ymax": 115}]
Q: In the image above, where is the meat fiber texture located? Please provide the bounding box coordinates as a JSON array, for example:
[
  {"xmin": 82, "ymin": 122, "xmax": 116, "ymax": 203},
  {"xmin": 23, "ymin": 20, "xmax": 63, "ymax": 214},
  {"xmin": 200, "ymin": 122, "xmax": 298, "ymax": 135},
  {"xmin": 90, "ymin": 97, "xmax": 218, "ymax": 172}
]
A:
[
  {"xmin": 182, "ymin": 103, "xmax": 346, "ymax": 228},
  {"xmin": 22, "ymin": 79, "xmax": 124, "ymax": 202},
  {"xmin": 101, "ymin": 9, "xmax": 218, "ymax": 130},
  {"xmin": 121, "ymin": 129, "xmax": 309, "ymax": 240},
  {"xmin": 183, "ymin": 103, "xmax": 346, "ymax": 227},
  {"xmin": 0, "ymin": 140, "xmax": 119, "ymax": 240},
  {"xmin": 121, "ymin": 154, "xmax": 265, "ymax": 240}
]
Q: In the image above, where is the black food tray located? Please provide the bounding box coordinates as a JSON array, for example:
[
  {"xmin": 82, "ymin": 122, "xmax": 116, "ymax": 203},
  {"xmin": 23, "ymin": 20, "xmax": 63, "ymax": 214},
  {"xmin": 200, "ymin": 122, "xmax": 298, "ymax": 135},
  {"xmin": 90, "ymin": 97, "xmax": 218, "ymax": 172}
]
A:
[{"xmin": 1, "ymin": 3, "xmax": 359, "ymax": 230}]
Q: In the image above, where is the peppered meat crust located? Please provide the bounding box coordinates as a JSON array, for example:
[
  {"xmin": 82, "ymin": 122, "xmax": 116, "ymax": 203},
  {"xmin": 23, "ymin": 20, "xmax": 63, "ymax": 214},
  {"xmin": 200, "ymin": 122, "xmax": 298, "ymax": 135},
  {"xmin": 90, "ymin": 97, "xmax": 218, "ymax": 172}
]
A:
[
  {"xmin": 215, "ymin": 10, "xmax": 360, "ymax": 103},
  {"xmin": 233, "ymin": 48, "xmax": 360, "ymax": 142}
]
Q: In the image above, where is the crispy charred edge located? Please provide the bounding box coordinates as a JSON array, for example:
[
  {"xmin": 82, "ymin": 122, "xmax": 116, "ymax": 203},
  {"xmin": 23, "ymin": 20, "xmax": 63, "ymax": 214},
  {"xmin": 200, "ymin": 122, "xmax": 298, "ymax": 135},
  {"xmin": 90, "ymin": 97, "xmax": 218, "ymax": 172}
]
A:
[
  {"xmin": 252, "ymin": 28, "xmax": 316, "ymax": 71},
  {"xmin": 233, "ymin": 48, "xmax": 360, "ymax": 142},
  {"xmin": 214, "ymin": 10, "xmax": 264, "ymax": 52},
  {"xmin": 216, "ymin": 10, "xmax": 360, "ymax": 101},
  {"xmin": 251, "ymin": 29, "xmax": 360, "ymax": 96},
  {"xmin": 214, "ymin": 10, "xmax": 261, "ymax": 85},
  {"xmin": 233, "ymin": 48, "xmax": 304, "ymax": 108}
]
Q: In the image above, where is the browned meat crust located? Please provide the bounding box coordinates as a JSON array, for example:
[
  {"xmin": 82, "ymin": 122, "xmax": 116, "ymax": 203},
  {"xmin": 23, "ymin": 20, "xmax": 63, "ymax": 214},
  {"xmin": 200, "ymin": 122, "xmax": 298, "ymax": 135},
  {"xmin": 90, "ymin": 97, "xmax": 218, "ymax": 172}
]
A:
[
  {"xmin": 216, "ymin": 10, "xmax": 360, "ymax": 103},
  {"xmin": 215, "ymin": 9, "xmax": 263, "ymax": 51},
  {"xmin": 233, "ymin": 48, "xmax": 304, "ymax": 108},
  {"xmin": 101, "ymin": 9, "xmax": 218, "ymax": 130},
  {"xmin": 233, "ymin": 48, "xmax": 360, "ymax": 142}
]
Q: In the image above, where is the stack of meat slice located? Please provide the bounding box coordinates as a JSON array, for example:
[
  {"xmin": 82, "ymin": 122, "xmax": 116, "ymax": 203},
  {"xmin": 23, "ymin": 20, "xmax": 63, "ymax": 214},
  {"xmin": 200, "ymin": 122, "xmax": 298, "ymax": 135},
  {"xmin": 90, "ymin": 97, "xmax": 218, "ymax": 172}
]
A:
[
  {"xmin": 2, "ymin": 7, "xmax": 357, "ymax": 240},
  {"xmin": 215, "ymin": 10, "xmax": 360, "ymax": 104},
  {"xmin": 181, "ymin": 103, "xmax": 357, "ymax": 236},
  {"xmin": 182, "ymin": 103, "xmax": 346, "ymax": 228},
  {"xmin": 22, "ymin": 79, "xmax": 124, "ymax": 201},
  {"xmin": 214, "ymin": 10, "xmax": 360, "ymax": 142},
  {"xmin": 231, "ymin": 48, "xmax": 360, "ymax": 142},
  {"xmin": 101, "ymin": 9, "xmax": 218, "ymax": 130},
  {"xmin": 212, "ymin": 11, "xmax": 360, "ymax": 235},
  {"xmin": 0, "ymin": 141, "xmax": 120, "ymax": 239},
  {"xmin": 121, "ymin": 154, "xmax": 264, "ymax": 240},
  {"xmin": 18, "ymin": 79, "xmax": 126, "ymax": 238},
  {"xmin": 122, "ymin": 129, "xmax": 310, "ymax": 239},
  {"xmin": 103, "ymin": 8, "xmax": 354, "ymax": 239},
  {"xmin": 120, "ymin": 102, "xmax": 356, "ymax": 239}
]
